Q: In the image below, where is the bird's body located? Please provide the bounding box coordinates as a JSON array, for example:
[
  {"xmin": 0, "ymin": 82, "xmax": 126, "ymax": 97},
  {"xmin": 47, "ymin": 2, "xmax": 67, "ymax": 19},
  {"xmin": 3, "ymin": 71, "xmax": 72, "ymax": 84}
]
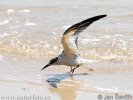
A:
[
  {"xmin": 41, "ymin": 14, "xmax": 107, "ymax": 75},
  {"xmin": 55, "ymin": 53, "xmax": 83, "ymax": 67}
]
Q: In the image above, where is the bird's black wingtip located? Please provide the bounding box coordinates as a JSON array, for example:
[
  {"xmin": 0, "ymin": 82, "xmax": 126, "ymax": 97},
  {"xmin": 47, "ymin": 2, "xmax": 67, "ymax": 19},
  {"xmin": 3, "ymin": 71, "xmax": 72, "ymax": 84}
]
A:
[
  {"xmin": 102, "ymin": 14, "xmax": 107, "ymax": 17},
  {"xmin": 63, "ymin": 14, "xmax": 107, "ymax": 35},
  {"xmin": 97, "ymin": 14, "xmax": 107, "ymax": 18},
  {"xmin": 89, "ymin": 14, "xmax": 107, "ymax": 23}
]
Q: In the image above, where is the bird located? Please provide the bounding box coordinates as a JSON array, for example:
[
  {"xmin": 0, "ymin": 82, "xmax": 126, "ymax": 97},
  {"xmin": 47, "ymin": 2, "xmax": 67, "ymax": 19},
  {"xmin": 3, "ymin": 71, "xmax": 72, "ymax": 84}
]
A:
[{"xmin": 41, "ymin": 14, "xmax": 107, "ymax": 75}]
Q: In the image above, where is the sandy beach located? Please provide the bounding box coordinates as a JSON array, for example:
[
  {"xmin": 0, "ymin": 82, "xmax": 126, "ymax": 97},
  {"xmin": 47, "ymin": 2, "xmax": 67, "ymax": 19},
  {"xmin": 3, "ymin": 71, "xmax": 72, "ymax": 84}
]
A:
[{"xmin": 0, "ymin": 53, "xmax": 133, "ymax": 100}]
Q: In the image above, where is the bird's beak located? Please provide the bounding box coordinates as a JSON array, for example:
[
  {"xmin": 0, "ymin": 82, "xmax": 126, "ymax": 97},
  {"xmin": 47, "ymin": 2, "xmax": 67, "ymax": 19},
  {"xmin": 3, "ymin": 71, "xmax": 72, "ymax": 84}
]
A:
[{"xmin": 41, "ymin": 64, "xmax": 50, "ymax": 71}]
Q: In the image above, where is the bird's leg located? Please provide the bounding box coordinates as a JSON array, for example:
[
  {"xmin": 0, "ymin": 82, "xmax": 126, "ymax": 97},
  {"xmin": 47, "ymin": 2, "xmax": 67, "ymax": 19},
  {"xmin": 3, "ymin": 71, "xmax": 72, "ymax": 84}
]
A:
[
  {"xmin": 71, "ymin": 65, "xmax": 79, "ymax": 75},
  {"xmin": 89, "ymin": 68, "xmax": 94, "ymax": 71},
  {"xmin": 69, "ymin": 66, "xmax": 73, "ymax": 74}
]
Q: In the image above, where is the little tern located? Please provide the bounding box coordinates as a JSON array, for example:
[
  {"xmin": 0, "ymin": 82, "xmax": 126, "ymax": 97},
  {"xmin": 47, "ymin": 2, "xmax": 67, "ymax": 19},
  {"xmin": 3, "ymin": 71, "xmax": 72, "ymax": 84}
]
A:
[{"xmin": 41, "ymin": 14, "xmax": 107, "ymax": 75}]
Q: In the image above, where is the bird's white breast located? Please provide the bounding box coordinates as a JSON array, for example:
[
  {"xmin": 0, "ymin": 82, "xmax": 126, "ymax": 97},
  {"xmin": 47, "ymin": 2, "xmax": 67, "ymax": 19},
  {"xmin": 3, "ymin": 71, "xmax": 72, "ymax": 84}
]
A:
[{"xmin": 56, "ymin": 54, "xmax": 83, "ymax": 67}]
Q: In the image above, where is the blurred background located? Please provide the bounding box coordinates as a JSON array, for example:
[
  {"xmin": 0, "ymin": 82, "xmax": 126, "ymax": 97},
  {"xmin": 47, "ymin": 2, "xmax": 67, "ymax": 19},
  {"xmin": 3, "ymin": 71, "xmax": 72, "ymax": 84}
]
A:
[{"xmin": 0, "ymin": 0, "xmax": 133, "ymax": 62}]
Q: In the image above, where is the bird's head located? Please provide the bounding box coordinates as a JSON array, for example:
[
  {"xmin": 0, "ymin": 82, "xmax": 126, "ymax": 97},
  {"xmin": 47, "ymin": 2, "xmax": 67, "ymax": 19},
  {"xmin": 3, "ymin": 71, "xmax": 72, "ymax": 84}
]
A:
[{"xmin": 41, "ymin": 57, "xmax": 58, "ymax": 71}]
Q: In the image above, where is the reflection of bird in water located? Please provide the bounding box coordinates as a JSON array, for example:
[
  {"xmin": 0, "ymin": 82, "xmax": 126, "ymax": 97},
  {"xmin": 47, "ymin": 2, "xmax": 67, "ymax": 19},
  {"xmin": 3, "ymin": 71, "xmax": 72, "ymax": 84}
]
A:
[
  {"xmin": 48, "ymin": 78, "xmax": 79, "ymax": 100},
  {"xmin": 41, "ymin": 15, "xmax": 107, "ymax": 75}
]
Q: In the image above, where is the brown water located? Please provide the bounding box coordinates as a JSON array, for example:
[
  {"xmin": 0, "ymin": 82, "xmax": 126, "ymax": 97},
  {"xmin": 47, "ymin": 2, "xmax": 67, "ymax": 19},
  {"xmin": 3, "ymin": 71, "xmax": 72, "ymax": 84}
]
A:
[{"xmin": 0, "ymin": 0, "xmax": 133, "ymax": 100}]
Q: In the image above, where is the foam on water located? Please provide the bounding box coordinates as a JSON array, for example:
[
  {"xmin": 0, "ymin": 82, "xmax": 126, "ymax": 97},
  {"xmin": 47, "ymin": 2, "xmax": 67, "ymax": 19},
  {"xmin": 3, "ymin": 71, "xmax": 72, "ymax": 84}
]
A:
[
  {"xmin": 25, "ymin": 21, "xmax": 36, "ymax": 26},
  {"xmin": 0, "ymin": 32, "xmax": 9, "ymax": 38},
  {"xmin": 19, "ymin": 9, "xmax": 30, "ymax": 13},
  {"xmin": 0, "ymin": 19, "xmax": 10, "ymax": 25},
  {"xmin": 0, "ymin": 55, "xmax": 4, "ymax": 61},
  {"xmin": 7, "ymin": 9, "xmax": 15, "ymax": 15},
  {"xmin": 61, "ymin": 25, "xmax": 71, "ymax": 29}
]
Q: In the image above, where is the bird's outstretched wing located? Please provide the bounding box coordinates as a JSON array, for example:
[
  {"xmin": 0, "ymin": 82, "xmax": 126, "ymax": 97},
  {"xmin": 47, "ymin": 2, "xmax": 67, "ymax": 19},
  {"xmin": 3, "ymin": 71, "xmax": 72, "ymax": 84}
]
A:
[{"xmin": 61, "ymin": 15, "xmax": 107, "ymax": 58}]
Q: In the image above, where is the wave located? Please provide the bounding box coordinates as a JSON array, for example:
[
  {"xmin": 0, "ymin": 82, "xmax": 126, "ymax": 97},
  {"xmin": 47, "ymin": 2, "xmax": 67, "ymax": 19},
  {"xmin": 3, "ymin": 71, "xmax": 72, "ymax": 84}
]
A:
[{"xmin": 0, "ymin": 41, "xmax": 133, "ymax": 62}]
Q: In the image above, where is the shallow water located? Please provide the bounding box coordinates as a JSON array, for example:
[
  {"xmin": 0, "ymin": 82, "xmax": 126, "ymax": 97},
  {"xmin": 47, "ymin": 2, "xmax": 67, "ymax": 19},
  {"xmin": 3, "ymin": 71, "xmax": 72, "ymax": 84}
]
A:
[
  {"xmin": 0, "ymin": 0, "xmax": 133, "ymax": 99},
  {"xmin": 0, "ymin": 54, "xmax": 133, "ymax": 99}
]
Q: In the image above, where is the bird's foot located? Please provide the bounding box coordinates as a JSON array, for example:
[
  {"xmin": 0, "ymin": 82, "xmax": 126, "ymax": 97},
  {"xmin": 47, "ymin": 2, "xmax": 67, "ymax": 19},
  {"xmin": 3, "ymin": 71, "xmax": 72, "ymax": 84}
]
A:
[
  {"xmin": 89, "ymin": 68, "xmax": 94, "ymax": 71},
  {"xmin": 68, "ymin": 70, "xmax": 74, "ymax": 77},
  {"xmin": 67, "ymin": 72, "xmax": 73, "ymax": 77},
  {"xmin": 69, "ymin": 70, "xmax": 72, "ymax": 74}
]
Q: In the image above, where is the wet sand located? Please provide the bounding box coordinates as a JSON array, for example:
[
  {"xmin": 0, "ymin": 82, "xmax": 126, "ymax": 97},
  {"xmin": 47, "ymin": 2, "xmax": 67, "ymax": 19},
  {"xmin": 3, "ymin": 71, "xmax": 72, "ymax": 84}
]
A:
[{"xmin": 0, "ymin": 53, "xmax": 133, "ymax": 100}]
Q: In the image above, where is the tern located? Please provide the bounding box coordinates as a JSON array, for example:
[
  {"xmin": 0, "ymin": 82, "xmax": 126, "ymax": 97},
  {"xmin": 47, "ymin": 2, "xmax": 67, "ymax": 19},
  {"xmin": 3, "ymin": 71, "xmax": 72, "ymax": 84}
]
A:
[{"xmin": 41, "ymin": 14, "xmax": 107, "ymax": 75}]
